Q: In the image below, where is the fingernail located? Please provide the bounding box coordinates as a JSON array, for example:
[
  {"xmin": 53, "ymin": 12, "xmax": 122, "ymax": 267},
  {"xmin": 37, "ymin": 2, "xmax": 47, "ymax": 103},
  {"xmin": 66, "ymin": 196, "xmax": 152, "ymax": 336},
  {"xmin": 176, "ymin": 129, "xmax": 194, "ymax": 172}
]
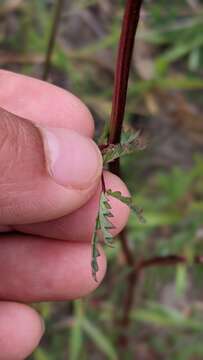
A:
[{"xmin": 39, "ymin": 127, "xmax": 102, "ymax": 189}]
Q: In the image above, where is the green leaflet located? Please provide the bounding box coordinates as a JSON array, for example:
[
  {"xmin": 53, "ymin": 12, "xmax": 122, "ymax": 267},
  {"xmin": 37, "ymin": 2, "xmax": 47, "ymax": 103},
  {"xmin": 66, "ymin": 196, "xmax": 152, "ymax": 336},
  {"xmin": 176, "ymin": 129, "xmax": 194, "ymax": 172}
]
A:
[
  {"xmin": 91, "ymin": 215, "xmax": 100, "ymax": 282},
  {"xmin": 91, "ymin": 130, "xmax": 146, "ymax": 281},
  {"xmin": 91, "ymin": 192, "xmax": 115, "ymax": 281},
  {"xmin": 102, "ymin": 130, "xmax": 144, "ymax": 165},
  {"xmin": 91, "ymin": 189, "xmax": 145, "ymax": 281},
  {"xmin": 99, "ymin": 192, "xmax": 115, "ymax": 246},
  {"xmin": 121, "ymin": 129, "xmax": 140, "ymax": 144},
  {"xmin": 107, "ymin": 189, "xmax": 146, "ymax": 224}
]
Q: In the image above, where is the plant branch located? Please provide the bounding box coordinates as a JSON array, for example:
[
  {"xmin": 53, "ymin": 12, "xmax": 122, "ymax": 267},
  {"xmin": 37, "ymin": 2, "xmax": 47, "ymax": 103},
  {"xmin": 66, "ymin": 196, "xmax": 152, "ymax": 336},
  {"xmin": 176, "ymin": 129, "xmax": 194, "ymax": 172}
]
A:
[
  {"xmin": 107, "ymin": 0, "xmax": 143, "ymax": 349},
  {"xmin": 117, "ymin": 253, "xmax": 203, "ymax": 347},
  {"xmin": 109, "ymin": 0, "xmax": 143, "ymax": 263},
  {"xmin": 42, "ymin": 0, "xmax": 65, "ymax": 80},
  {"xmin": 119, "ymin": 228, "xmax": 134, "ymax": 266},
  {"xmin": 135, "ymin": 254, "xmax": 203, "ymax": 272},
  {"xmin": 117, "ymin": 229, "xmax": 139, "ymax": 350},
  {"xmin": 109, "ymin": 0, "xmax": 143, "ymax": 146}
]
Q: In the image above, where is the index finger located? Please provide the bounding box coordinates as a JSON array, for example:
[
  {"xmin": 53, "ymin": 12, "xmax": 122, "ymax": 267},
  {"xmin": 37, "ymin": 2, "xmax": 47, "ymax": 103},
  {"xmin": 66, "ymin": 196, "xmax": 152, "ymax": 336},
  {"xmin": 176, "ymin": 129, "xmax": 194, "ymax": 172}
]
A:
[{"xmin": 0, "ymin": 70, "xmax": 94, "ymax": 137}]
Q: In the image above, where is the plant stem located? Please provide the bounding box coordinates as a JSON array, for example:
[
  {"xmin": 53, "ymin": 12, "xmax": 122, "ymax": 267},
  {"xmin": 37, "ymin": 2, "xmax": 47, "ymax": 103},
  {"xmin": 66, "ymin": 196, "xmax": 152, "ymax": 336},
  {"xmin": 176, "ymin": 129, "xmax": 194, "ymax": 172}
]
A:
[
  {"xmin": 119, "ymin": 228, "xmax": 134, "ymax": 266},
  {"xmin": 135, "ymin": 254, "xmax": 203, "ymax": 272},
  {"xmin": 108, "ymin": 0, "xmax": 143, "ymax": 348},
  {"xmin": 118, "ymin": 271, "xmax": 138, "ymax": 348},
  {"xmin": 117, "ymin": 254, "xmax": 203, "ymax": 349},
  {"xmin": 109, "ymin": 0, "xmax": 143, "ymax": 262},
  {"xmin": 42, "ymin": 0, "xmax": 65, "ymax": 80},
  {"xmin": 117, "ymin": 230, "xmax": 138, "ymax": 349},
  {"xmin": 109, "ymin": 0, "xmax": 143, "ymax": 146},
  {"xmin": 101, "ymin": 172, "xmax": 106, "ymax": 193}
]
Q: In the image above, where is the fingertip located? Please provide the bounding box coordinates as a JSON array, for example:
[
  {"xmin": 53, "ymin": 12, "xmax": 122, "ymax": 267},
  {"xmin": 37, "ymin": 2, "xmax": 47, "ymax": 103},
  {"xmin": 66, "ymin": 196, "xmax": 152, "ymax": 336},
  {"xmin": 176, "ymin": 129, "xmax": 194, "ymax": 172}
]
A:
[
  {"xmin": 0, "ymin": 70, "xmax": 95, "ymax": 137},
  {"xmin": 0, "ymin": 237, "xmax": 106, "ymax": 302},
  {"xmin": 104, "ymin": 171, "xmax": 131, "ymax": 237},
  {"xmin": 39, "ymin": 127, "xmax": 103, "ymax": 190},
  {"xmin": 16, "ymin": 171, "xmax": 130, "ymax": 241},
  {"xmin": 54, "ymin": 242, "xmax": 107, "ymax": 299},
  {"xmin": 84, "ymin": 245, "xmax": 107, "ymax": 295},
  {"xmin": 0, "ymin": 107, "xmax": 102, "ymax": 224},
  {"xmin": 0, "ymin": 302, "xmax": 44, "ymax": 360}
]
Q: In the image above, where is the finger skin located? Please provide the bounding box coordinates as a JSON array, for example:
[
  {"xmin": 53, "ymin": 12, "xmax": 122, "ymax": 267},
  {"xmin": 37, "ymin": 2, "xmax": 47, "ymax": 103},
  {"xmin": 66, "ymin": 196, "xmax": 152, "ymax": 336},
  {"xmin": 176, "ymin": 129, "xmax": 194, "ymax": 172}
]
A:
[
  {"xmin": 0, "ymin": 71, "xmax": 102, "ymax": 223},
  {"xmin": 0, "ymin": 70, "xmax": 94, "ymax": 137},
  {"xmin": 0, "ymin": 302, "xmax": 44, "ymax": 360},
  {"xmin": 0, "ymin": 235, "xmax": 106, "ymax": 302},
  {"xmin": 17, "ymin": 171, "xmax": 130, "ymax": 241},
  {"xmin": 0, "ymin": 107, "xmax": 102, "ymax": 224}
]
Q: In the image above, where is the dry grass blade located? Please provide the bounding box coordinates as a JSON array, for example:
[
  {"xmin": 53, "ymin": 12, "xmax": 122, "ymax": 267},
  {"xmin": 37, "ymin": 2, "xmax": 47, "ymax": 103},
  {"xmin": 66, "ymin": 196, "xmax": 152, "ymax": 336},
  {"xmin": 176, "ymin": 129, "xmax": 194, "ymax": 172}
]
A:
[{"xmin": 0, "ymin": 52, "xmax": 44, "ymax": 65}]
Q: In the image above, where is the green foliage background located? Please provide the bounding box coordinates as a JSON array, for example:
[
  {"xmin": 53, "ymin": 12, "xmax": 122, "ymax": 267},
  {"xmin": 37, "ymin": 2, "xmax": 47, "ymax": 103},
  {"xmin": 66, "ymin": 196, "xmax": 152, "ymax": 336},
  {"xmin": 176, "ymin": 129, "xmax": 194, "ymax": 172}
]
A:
[{"xmin": 1, "ymin": 0, "xmax": 203, "ymax": 359}]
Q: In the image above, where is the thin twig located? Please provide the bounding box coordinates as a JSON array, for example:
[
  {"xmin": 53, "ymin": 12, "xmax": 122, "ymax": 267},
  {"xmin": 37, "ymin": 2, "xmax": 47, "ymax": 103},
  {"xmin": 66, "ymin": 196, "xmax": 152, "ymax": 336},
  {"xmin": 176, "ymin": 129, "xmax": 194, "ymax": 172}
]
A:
[
  {"xmin": 135, "ymin": 254, "xmax": 203, "ymax": 272},
  {"xmin": 42, "ymin": 0, "xmax": 65, "ymax": 80},
  {"xmin": 0, "ymin": 52, "xmax": 44, "ymax": 65},
  {"xmin": 118, "ymin": 254, "xmax": 203, "ymax": 348},
  {"xmin": 119, "ymin": 228, "xmax": 134, "ymax": 266},
  {"xmin": 117, "ymin": 230, "xmax": 139, "ymax": 349},
  {"xmin": 119, "ymin": 271, "xmax": 138, "ymax": 348}
]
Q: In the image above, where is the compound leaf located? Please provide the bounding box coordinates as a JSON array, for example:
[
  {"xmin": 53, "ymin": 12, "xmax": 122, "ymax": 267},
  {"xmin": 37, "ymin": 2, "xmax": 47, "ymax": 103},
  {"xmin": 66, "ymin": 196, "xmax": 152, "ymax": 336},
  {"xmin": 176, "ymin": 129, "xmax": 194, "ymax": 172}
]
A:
[
  {"xmin": 102, "ymin": 130, "xmax": 144, "ymax": 165},
  {"xmin": 91, "ymin": 191, "xmax": 115, "ymax": 281},
  {"xmin": 107, "ymin": 189, "xmax": 146, "ymax": 224}
]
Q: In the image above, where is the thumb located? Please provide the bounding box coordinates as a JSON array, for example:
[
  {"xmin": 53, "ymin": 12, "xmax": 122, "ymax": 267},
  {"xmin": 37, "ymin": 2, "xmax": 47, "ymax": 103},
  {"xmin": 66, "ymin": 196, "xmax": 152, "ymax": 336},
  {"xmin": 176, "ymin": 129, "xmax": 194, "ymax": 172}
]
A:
[{"xmin": 0, "ymin": 107, "xmax": 102, "ymax": 225}]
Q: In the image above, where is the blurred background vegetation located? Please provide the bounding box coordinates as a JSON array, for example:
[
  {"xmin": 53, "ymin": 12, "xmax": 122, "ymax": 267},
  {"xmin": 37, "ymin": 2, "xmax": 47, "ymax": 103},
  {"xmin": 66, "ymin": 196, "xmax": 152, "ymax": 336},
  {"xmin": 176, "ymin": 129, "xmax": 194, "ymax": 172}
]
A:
[{"xmin": 0, "ymin": 0, "xmax": 203, "ymax": 359}]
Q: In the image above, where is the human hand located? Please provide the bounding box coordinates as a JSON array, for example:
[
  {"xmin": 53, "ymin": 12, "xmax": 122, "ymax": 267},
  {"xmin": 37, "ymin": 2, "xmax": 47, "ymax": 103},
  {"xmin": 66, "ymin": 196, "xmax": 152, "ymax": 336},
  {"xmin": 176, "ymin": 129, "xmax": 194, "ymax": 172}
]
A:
[{"xmin": 0, "ymin": 70, "xmax": 130, "ymax": 360}]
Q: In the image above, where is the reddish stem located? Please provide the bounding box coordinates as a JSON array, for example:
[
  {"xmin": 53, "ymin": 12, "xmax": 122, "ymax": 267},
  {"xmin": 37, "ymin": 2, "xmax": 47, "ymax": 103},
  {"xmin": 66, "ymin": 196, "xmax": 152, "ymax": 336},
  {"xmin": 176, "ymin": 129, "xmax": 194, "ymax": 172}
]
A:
[
  {"xmin": 135, "ymin": 254, "xmax": 203, "ymax": 272},
  {"xmin": 109, "ymin": 0, "xmax": 143, "ymax": 145},
  {"xmin": 119, "ymin": 228, "xmax": 134, "ymax": 266},
  {"xmin": 109, "ymin": 0, "xmax": 143, "ymax": 263},
  {"xmin": 108, "ymin": 0, "xmax": 143, "ymax": 349},
  {"xmin": 101, "ymin": 172, "xmax": 106, "ymax": 193}
]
